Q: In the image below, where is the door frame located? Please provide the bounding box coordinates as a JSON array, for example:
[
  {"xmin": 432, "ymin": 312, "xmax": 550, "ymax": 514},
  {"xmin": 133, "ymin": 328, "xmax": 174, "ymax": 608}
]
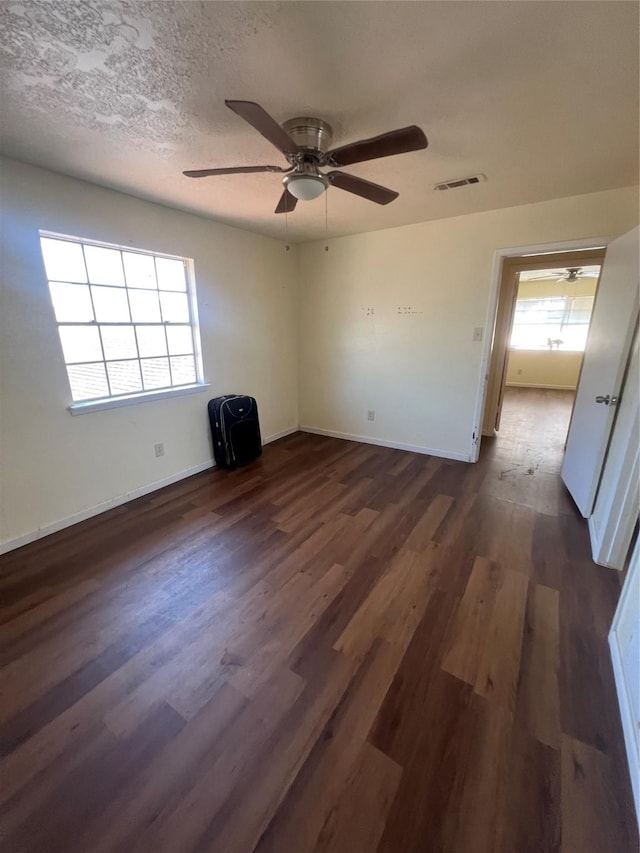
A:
[
  {"xmin": 483, "ymin": 248, "xmax": 605, "ymax": 437},
  {"xmin": 470, "ymin": 236, "xmax": 612, "ymax": 462}
]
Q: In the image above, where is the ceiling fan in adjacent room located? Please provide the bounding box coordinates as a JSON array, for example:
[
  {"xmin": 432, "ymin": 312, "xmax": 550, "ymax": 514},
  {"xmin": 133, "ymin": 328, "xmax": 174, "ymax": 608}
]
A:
[
  {"xmin": 520, "ymin": 266, "xmax": 600, "ymax": 283},
  {"xmin": 183, "ymin": 100, "xmax": 428, "ymax": 214}
]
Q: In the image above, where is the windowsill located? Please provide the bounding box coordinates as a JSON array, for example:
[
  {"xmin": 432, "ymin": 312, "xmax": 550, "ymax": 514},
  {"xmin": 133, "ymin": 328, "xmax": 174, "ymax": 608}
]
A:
[
  {"xmin": 68, "ymin": 383, "xmax": 210, "ymax": 416},
  {"xmin": 509, "ymin": 347, "xmax": 585, "ymax": 353}
]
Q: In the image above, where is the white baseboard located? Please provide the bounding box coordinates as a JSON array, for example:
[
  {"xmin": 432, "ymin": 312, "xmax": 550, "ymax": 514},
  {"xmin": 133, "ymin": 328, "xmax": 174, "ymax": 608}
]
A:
[
  {"xmin": 505, "ymin": 382, "xmax": 577, "ymax": 391},
  {"xmin": 0, "ymin": 459, "xmax": 215, "ymax": 556},
  {"xmin": 263, "ymin": 426, "xmax": 299, "ymax": 443},
  {"xmin": 299, "ymin": 425, "xmax": 469, "ymax": 462},
  {"xmin": 609, "ymin": 629, "xmax": 640, "ymax": 823},
  {"xmin": 0, "ymin": 427, "xmax": 300, "ymax": 556}
]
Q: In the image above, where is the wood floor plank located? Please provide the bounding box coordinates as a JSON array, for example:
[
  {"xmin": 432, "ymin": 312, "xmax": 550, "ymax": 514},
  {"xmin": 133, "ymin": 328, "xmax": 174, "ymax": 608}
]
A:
[
  {"xmin": 516, "ymin": 582, "xmax": 561, "ymax": 749},
  {"xmin": 245, "ymin": 639, "xmax": 404, "ymax": 853},
  {"xmin": 227, "ymin": 562, "xmax": 352, "ymax": 700},
  {"xmin": 375, "ymin": 668, "xmax": 477, "ymax": 853},
  {"xmin": 478, "ymin": 496, "xmax": 536, "ymax": 576},
  {"xmin": 441, "ymin": 556, "xmax": 502, "ymax": 685},
  {"xmin": 531, "ymin": 512, "xmax": 566, "ymax": 589},
  {"xmin": 403, "ymin": 492, "xmax": 454, "ymax": 552},
  {"xmin": 288, "ymin": 555, "xmax": 390, "ymax": 680},
  {"xmin": 474, "ymin": 567, "xmax": 529, "ymax": 711},
  {"xmin": 561, "ymin": 735, "xmax": 637, "ymax": 853},
  {"xmin": 496, "ymin": 725, "xmax": 561, "ymax": 853},
  {"xmin": 180, "ymin": 646, "xmax": 363, "ymax": 853},
  {"xmin": 273, "ymin": 478, "xmax": 346, "ymax": 532},
  {"xmin": 91, "ymin": 683, "xmax": 249, "ymax": 853},
  {"xmin": 314, "ymin": 743, "xmax": 402, "ymax": 853},
  {"xmin": 431, "ymin": 490, "xmax": 482, "ymax": 594},
  {"xmin": 333, "ymin": 548, "xmax": 434, "ymax": 658},
  {"xmin": 2, "ymin": 701, "xmax": 185, "ymax": 853},
  {"xmin": 443, "ymin": 694, "xmax": 514, "ymax": 853},
  {"xmin": 128, "ymin": 667, "xmax": 305, "ymax": 853},
  {"xmin": 369, "ymin": 588, "xmax": 458, "ymax": 765}
]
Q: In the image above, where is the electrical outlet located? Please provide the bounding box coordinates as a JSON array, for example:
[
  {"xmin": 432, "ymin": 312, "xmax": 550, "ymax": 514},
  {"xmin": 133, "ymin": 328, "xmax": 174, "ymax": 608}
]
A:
[
  {"xmin": 367, "ymin": 410, "xmax": 375, "ymax": 421},
  {"xmin": 473, "ymin": 327, "xmax": 483, "ymax": 342},
  {"xmin": 154, "ymin": 442, "xmax": 164, "ymax": 458}
]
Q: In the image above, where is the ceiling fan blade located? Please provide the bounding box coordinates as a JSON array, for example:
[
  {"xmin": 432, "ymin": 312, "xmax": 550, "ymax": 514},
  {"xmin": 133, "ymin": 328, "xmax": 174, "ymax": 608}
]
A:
[
  {"xmin": 183, "ymin": 165, "xmax": 290, "ymax": 178},
  {"xmin": 323, "ymin": 125, "xmax": 427, "ymax": 167},
  {"xmin": 274, "ymin": 189, "xmax": 298, "ymax": 214},
  {"xmin": 327, "ymin": 171, "xmax": 399, "ymax": 205},
  {"xmin": 225, "ymin": 100, "xmax": 300, "ymax": 157}
]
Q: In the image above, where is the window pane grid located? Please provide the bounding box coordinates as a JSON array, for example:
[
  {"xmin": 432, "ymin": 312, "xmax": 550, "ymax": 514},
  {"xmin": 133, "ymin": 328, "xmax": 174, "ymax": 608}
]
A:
[
  {"xmin": 53, "ymin": 321, "xmax": 188, "ymax": 327},
  {"xmin": 164, "ymin": 321, "xmax": 173, "ymax": 387},
  {"xmin": 41, "ymin": 235, "xmax": 202, "ymax": 403},
  {"xmin": 511, "ymin": 295, "xmax": 595, "ymax": 352},
  {"xmin": 85, "ymin": 272, "xmax": 109, "ymax": 395},
  {"xmin": 79, "ymin": 242, "xmax": 91, "ymax": 289}
]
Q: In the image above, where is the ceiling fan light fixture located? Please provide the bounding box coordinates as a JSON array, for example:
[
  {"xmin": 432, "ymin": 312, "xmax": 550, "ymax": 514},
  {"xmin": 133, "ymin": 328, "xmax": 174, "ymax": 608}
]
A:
[{"xmin": 284, "ymin": 172, "xmax": 329, "ymax": 201}]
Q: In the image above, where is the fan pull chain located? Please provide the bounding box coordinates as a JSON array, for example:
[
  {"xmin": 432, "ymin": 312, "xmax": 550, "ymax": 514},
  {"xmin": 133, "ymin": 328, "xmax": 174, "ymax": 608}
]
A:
[
  {"xmin": 324, "ymin": 190, "xmax": 329, "ymax": 252},
  {"xmin": 284, "ymin": 203, "xmax": 290, "ymax": 251}
]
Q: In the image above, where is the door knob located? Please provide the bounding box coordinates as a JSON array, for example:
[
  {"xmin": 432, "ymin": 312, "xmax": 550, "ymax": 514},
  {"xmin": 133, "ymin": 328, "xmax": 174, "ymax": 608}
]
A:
[{"xmin": 595, "ymin": 394, "xmax": 618, "ymax": 405}]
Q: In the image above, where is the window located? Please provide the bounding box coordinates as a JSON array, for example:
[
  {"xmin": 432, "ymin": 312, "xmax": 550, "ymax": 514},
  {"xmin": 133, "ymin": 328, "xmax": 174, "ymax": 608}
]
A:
[
  {"xmin": 510, "ymin": 294, "xmax": 595, "ymax": 351},
  {"xmin": 40, "ymin": 233, "xmax": 205, "ymax": 408}
]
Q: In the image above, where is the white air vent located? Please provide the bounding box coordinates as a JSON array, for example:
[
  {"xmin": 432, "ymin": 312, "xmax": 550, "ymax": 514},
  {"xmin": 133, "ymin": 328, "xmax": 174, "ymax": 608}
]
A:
[{"xmin": 434, "ymin": 174, "xmax": 487, "ymax": 191}]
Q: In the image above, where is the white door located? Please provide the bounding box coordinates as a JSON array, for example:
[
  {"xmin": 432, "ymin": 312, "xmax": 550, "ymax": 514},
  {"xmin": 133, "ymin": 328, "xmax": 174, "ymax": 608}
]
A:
[
  {"xmin": 589, "ymin": 326, "xmax": 639, "ymax": 567},
  {"xmin": 561, "ymin": 226, "xmax": 639, "ymax": 517},
  {"xmin": 608, "ymin": 536, "xmax": 640, "ymax": 817}
]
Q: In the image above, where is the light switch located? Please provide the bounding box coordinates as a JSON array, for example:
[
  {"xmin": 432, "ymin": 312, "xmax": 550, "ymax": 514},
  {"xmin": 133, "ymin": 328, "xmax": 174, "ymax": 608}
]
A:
[{"xmin": 473, "ymin": 327, "xmax": 483, "ymax": 342}]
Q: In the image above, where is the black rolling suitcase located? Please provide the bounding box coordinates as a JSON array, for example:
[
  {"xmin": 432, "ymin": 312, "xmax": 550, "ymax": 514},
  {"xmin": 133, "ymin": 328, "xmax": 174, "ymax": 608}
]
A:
[{"xmin": 208, "ymin": 395, "xmax": 262, "ymax": 469}]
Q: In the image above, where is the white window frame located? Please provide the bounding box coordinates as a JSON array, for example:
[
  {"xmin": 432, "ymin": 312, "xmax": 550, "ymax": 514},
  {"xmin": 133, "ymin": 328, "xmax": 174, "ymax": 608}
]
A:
[{"xmin": 39, "ymin": 231, "xmax": 208, "ymax": 414}]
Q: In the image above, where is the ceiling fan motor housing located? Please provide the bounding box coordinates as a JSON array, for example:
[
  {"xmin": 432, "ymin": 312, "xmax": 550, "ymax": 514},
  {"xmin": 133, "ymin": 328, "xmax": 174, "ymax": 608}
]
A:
[
  {"xmin": 281, "ymin": 118, "xmax": 334, "ymax": 200},
  {"xmin": 282, "ymin": 117, "xmax": 333, "ymax": 156}
]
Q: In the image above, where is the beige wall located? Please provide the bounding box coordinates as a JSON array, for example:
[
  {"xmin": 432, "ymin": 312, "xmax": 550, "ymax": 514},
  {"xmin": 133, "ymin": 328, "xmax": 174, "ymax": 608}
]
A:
[
  {"xmin": 297, "ymin": 186, "xmax": 638, "ymax": 460},
  {"xmin": 506, "ymin": 350, "xmax": 583, "ymax": 389},
  {"xmin": 0, "ymin": 158, "xmax": 299, "ymax": 550}
]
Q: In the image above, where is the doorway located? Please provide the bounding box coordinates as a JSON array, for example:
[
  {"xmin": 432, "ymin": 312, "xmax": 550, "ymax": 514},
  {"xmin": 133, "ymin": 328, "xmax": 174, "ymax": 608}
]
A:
[
  {"xmin": 498, "ymin": 261, "xmax": 601, "ymax": 465},
  {"xmin": 481, "ymin": 249, "xmax": 605, "ymax": 447},
  {"xmin": 474, "ymin": 227, "xmax": 638, "ymax": 565}
]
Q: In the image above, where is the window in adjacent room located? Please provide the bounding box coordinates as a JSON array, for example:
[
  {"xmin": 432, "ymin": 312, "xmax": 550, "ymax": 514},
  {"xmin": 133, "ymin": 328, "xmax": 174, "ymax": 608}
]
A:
[
  {"xmin": 40, "ymin": 232, "xmax": 205, "ymax": 407},
  {"xmin": 509, "ymin": 266, "xmax": 599, "ymax": 352}
]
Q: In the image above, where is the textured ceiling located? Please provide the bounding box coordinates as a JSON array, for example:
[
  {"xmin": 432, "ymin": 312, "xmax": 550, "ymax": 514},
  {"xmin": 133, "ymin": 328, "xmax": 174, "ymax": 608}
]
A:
[{"xmin": 1, "ymin": 1, "xmax": 638, "ymax": 242}]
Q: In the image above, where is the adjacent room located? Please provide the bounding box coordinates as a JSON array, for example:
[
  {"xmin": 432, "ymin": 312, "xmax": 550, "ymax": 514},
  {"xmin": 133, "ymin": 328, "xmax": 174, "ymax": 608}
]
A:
[
  {"xmin": 481, "ymin": 258, "xmax": 603, "ymax": 505},
  {"xmin": 1, "ymin": 2, "xmax": 639, "ymax": 852}
]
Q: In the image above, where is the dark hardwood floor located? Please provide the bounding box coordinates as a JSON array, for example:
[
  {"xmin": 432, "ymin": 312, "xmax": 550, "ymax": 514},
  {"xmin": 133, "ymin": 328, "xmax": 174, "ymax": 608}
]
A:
[{"xmin": 1, "ymin": 387, "xmax": 636, "ymax": 852}]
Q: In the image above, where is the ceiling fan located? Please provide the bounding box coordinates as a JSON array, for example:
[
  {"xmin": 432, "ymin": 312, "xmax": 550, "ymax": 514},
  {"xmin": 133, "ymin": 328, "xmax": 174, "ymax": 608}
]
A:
[
  {"xmin": 521, "ymin": 266, "xmax": 600, "ymax": 283},
  {"xmin": 183, "ymin": 100, "xmax": 428, "ymax": 214}
]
